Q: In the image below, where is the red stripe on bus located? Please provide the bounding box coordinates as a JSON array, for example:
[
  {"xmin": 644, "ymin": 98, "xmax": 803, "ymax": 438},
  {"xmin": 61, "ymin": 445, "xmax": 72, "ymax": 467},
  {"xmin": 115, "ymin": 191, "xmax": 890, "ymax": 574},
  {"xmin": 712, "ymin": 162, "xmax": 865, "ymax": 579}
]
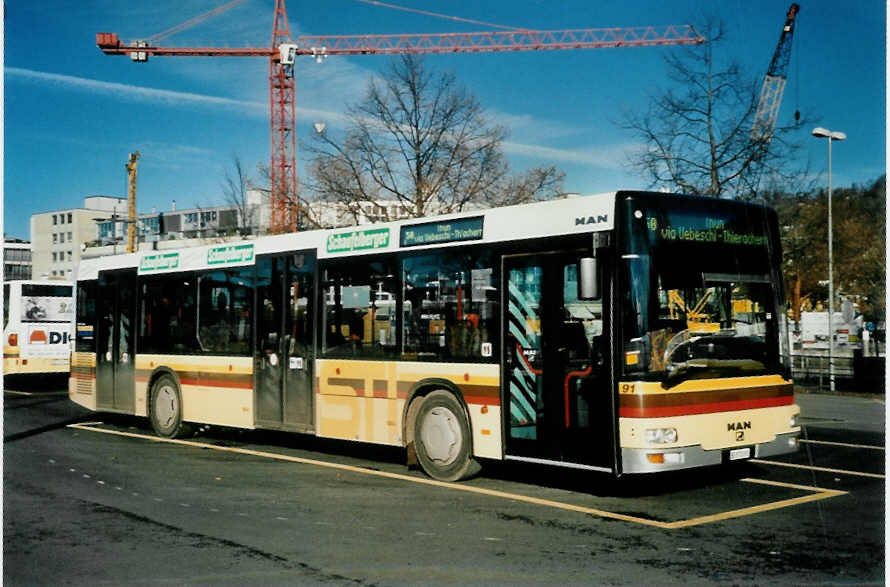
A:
[
  {"xmin": 464, "ymin": 394, "xmax": 501, "ymax": 406},
  {"xmin": 619, "ymin": 395, "xmax": 794, "ymax": 418},
  {"xmin": 177, "ymin": 377, "xmax": 254, "ymax": 390}
]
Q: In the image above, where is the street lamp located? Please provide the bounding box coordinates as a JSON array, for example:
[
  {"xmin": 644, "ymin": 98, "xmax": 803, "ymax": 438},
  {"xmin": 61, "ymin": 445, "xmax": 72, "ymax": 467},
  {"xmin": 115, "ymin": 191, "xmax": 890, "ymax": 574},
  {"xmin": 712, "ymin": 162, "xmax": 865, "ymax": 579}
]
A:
[{"xmin": 812, "ymin": 126, "xmax": 846, "ymax": 392}]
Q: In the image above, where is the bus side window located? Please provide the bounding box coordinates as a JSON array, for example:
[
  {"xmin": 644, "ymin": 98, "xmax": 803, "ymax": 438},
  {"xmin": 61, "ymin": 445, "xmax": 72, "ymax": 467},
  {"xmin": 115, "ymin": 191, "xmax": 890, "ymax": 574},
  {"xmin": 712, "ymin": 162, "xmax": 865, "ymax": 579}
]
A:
[
  {"xmin": 321, "ymin": 258, "xmax": 397, "ymax": 358},
  {"xmin": 197, "ymin": 269, "xmax": 252, "ymax": 356},
  {"xmin": 140, "ymin": 274, "xmax": 198, "ymax": 355},
  {"xmin": 402, "ymin": 249, "xmax": 499, "ymax": 362}
]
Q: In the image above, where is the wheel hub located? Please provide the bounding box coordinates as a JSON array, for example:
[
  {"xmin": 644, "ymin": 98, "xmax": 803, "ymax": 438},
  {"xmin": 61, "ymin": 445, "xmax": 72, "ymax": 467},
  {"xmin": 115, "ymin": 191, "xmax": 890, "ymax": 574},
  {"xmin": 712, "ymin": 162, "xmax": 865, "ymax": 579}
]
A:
[
  {"xmin": 155, "ymin": 385, "xmax": 177, "ymax": 428},
  {"xmin": 421, "ymin": 406, "xmax": 461, "ymax": 464}
]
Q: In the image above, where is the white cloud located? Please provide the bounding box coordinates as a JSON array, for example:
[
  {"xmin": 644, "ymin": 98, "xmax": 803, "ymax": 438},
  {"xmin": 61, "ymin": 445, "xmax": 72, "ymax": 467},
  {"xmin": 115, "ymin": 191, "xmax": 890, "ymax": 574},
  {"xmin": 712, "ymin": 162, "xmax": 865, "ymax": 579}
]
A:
[
  {"xmin": 503, "ymin": 139, "xmax": 637, "ymax": 169},
  {"xmin": 6, "ymin": 67, "xmax": 352, "ymax": 123},
  {"xmin": 7, "ymin": 67, "xmax": 266, "ymax": 113},
  {"xmin": 8, "ymin": 67, "xmax": 633, "ymax": 172}
]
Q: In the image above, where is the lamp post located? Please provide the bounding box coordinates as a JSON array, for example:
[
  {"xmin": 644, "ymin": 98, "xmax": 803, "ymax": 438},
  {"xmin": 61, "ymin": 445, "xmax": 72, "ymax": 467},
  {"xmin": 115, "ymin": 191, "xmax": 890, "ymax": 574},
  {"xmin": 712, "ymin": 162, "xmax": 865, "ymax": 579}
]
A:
[{"xmin": 811, "ymin": 126, "xmax": 846, "ymax": 392}]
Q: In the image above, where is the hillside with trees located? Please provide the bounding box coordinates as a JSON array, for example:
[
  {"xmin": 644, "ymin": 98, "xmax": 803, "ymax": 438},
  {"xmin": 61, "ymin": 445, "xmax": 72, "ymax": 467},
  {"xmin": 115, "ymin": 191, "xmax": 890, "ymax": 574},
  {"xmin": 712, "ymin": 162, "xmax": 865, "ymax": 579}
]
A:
[{"xmin": 766, "ymin": 176, "xmax": 886, "ymax": 327}]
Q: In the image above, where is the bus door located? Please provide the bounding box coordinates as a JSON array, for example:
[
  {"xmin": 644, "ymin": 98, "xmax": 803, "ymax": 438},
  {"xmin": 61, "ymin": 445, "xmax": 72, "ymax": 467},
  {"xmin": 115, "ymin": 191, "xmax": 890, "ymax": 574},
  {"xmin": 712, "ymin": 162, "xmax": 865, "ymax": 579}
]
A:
[
  {"xmin": 255, "ymin": 252, "xmax": 315, "ymax": 432},
  {"xmin": 503, "ymin": 253, "xmax": 614, "ymax": 471},
  {"xmin": 95, "ymin": 269, "xmax": 137, "ymax": 412}
]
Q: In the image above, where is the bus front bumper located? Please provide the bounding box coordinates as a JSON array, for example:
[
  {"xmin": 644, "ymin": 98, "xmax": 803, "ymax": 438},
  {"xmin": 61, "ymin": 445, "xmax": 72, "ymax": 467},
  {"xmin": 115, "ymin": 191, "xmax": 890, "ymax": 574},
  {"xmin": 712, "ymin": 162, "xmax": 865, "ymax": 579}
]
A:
[{"xmin": 620, "ymin": 431, "xmax": 800, "ymax": 474}]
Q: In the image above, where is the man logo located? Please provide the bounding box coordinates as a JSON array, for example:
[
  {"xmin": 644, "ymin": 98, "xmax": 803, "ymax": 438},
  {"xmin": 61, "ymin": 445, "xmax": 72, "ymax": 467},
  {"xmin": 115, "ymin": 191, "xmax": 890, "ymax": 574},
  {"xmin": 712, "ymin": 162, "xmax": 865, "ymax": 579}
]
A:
[
  {"xmin": 575, "ymin": 215, "xmax": 609, "ymax": 226},
  {"xmin": 727, "ymin": 421, "xmax": 752, "ymax": 432}
]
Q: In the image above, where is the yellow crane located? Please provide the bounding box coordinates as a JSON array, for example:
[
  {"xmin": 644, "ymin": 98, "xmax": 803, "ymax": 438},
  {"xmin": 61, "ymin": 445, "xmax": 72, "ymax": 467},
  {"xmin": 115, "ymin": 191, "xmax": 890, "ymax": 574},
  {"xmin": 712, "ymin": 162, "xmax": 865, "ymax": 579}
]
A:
[{"xmin": 125, "ymin": 151, "xmax": 140, "ymax": 254}]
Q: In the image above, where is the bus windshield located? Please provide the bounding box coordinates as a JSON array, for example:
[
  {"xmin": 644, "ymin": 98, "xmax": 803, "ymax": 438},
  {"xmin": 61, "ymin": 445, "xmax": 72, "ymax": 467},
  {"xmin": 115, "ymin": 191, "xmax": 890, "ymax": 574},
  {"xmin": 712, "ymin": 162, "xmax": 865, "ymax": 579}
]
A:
[{"xmin": 620, "ymin": 194, "xmax": 786, "ymax": 386}]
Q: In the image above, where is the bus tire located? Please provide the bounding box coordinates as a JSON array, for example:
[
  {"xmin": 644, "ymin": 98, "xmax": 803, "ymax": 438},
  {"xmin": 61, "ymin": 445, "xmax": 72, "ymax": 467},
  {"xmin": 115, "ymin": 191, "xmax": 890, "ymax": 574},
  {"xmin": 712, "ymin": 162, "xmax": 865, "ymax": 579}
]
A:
[
  {"xmin": 149, "ymin": 374, "xmax": 192, "ymax": 438},
  {"xmin": 413, "ymin": 390, "xmax": 480, "ymax": 482}
]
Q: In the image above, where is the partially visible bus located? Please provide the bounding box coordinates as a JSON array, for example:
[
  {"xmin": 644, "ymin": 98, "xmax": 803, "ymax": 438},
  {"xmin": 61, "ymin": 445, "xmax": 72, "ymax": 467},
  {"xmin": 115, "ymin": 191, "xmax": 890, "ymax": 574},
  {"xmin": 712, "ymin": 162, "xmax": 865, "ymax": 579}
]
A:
[
  {"xmin": 4, "ymin": 280, "xmax": 75, "ymax": 378},
  {"xmin": 70, "ymin": 192, "xmax": 800, "ymax": 481}
]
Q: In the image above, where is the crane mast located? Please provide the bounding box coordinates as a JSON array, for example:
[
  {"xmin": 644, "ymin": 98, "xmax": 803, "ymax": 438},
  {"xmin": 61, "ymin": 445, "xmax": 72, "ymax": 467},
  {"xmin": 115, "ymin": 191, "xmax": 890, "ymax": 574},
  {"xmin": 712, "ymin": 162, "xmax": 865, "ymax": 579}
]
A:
[
  {"xmin": 751, "ymin": 3, "xmax": 800, "ymax": 141},
  {"xmin": 125, "ymin": 151, "xmax": 140, "ymax": 254},
  {"xmin": 96, "ymin": 1, "xmax": 704, "ymax": 233}
]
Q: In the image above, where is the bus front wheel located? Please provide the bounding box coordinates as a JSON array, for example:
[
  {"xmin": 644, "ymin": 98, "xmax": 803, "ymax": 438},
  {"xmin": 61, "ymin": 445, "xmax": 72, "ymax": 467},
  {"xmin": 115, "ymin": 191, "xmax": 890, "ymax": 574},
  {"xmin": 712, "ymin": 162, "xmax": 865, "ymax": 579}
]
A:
[
  {"xmin": 149, "ymin": 375, "xmax": 192, "ymax": 438},
  {"xmin": 413, "ymin": 390, "xmax": 480, "ymax": 482}
]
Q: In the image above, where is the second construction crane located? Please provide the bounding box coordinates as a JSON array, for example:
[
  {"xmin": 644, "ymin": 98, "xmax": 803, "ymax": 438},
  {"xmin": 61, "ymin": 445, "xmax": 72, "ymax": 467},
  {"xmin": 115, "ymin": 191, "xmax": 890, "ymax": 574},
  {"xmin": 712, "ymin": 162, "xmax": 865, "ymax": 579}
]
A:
[
  {"xmin": 96, "ymin": 0, "xmax": 704, "ymax": 233},
  {"xmin": 751, "ymin": 3, "xmax": 800, "ymax": 141}
]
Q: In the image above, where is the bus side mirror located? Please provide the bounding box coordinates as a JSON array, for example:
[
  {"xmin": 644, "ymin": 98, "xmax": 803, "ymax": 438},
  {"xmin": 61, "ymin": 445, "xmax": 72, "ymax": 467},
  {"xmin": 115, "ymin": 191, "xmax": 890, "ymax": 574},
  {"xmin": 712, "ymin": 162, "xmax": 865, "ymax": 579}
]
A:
[{"xmin": 579, "ymin": 257, "xmax": 600, "ymax": 300}]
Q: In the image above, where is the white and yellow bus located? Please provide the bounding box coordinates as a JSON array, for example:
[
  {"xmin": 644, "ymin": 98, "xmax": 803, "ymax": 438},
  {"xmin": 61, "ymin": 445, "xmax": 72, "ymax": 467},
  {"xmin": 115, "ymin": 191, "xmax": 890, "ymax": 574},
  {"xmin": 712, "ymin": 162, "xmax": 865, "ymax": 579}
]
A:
[
  {"xmin": 4, "ymin": 280, "xmax": 75, "ymax": 378},
  {"xmin": 70, "ymin": 192, "xmax": 800, "ymax": 481}
]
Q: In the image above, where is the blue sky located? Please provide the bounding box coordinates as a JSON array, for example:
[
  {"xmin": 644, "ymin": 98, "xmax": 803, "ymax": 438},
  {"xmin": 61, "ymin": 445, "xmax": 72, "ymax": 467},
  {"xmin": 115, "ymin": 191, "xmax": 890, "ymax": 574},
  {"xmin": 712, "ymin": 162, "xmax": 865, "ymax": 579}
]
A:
[{"xmin": 4, "ymin": 0, "xmax": 886, "ymax": 240}]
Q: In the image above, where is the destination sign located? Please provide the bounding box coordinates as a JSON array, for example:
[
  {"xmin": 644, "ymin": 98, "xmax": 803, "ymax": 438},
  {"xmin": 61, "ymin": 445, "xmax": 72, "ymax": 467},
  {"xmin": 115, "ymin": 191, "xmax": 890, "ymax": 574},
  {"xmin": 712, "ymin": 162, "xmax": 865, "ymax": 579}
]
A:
[
  {"xmin": 400, "ymin": 217, "xmax": 484, "ymax": 247},
  {"xmin": 645, "ymin": 216, "xmax": 768, "ymax": 247},
  {"xmin": 139, "ymin": 252, "xmax": 180, "ymax": 273}
]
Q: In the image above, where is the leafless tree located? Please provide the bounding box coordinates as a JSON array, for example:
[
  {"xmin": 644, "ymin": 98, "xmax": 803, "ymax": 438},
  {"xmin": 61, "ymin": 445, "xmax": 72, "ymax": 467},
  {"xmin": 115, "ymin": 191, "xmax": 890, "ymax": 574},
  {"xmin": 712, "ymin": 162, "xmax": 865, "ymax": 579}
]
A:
[
  {"xmin": 621, "ymin": 16, "xmax": 809, "ymax": 199},
  {"xmin": 304, "ymin": 54, "xmax": 564, "ymax": 221},
  {"xmin": 222, "ymin": 156, "xmax": 259, "ymax": 235}
]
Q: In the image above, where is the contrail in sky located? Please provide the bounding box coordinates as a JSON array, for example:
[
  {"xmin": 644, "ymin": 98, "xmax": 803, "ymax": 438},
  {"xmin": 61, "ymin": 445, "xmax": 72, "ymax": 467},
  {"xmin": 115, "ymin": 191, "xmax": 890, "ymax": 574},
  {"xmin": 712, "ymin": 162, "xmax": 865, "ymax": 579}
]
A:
[{"xmin": 8, "ymin": 67, "xmax": 620, "ymax": 168}]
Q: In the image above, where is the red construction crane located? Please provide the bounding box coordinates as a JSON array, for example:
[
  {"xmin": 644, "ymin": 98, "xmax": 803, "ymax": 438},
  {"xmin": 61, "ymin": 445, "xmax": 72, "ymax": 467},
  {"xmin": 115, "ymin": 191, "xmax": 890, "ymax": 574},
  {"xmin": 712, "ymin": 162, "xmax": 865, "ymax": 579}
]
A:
[{"xmin": 96, "ymin": 0, "xmax": 704, "ymax": 234}]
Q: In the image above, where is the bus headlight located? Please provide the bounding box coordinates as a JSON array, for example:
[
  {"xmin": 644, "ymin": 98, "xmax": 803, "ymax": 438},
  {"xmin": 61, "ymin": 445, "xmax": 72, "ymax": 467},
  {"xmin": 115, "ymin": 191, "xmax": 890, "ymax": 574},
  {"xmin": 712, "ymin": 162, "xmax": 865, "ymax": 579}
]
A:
[
  {"xmin": 789, "ymin": 414, "xmax": 798, "ymax": 428},
  {"xmin": 646, "ymin": 427, "xmax": 678, "ymax": 444}
]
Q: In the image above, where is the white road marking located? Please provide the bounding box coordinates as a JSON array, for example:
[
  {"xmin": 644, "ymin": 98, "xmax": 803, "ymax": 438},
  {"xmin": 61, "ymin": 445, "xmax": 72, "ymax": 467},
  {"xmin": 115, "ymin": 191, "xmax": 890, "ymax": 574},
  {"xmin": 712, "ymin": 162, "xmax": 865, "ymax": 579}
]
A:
[
  {"xmin": 750, "ymin": 459, "xmax": 885, "ymax": 479},
  {"xmin": 799, "ymin": 439, "xmax": 884, "ymax": 451}
]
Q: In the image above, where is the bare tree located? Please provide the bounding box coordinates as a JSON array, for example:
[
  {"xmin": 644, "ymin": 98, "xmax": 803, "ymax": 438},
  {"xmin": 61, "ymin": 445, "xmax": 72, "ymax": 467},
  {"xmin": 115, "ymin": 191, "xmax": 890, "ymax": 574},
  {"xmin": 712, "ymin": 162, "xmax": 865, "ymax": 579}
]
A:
[
  {"xmin": 621, "ymin": 17, "xmax": 808, "ymax": 199},
  {"xmin": 305, "ymin": 54, "xmax": 563, "ymax": 221},
  {"xmin": 222, "ymin": 156, "xmax": 259, "ymax": 235}
]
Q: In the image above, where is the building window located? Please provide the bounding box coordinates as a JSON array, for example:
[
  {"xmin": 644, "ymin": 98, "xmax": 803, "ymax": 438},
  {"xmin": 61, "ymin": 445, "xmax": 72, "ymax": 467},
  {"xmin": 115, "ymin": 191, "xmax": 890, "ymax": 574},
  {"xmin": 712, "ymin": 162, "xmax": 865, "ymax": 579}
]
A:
[
  {"xmin": 68, "ymin": 232, "xmax": 73, "ymax": 241},
  {"xmin": 52, "ymin": 252, "xmax": 57, "ymax": 262},
  {"xmin": 68, "ymin": 251, "xmax": 73, "ymax": 262},
  {"xmin": 53, "ymin": 215, "xmax": 57, "ymax": 225},
  {"xmin": 53, "ymin": 234, "xmax": 58, "ymax": 244},
  {"xmin": 68, "ymin": 213, "xmax": 73, "ymax": 224},
  {"xmin": 60, "ymin": 233, "xmax": 65, "ymax": 244}
]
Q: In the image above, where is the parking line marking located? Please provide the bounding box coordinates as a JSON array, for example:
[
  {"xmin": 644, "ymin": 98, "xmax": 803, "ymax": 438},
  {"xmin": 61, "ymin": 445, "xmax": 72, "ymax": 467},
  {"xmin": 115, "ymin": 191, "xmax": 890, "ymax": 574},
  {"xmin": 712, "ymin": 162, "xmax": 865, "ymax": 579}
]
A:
[
  {"xmin": 799, "ymin": 439, "xmax": 884, "ymax": 451},
  {"xmin": 750, "ymin": 458, "xmax": 885, "ymax": 479},
  {"xmin": 68, "ymin": 423, "xmax": 848, "ymax": 529},
  {"xmin": 664, "ymin": 479, "xmax": 847, "ymax": 529}
]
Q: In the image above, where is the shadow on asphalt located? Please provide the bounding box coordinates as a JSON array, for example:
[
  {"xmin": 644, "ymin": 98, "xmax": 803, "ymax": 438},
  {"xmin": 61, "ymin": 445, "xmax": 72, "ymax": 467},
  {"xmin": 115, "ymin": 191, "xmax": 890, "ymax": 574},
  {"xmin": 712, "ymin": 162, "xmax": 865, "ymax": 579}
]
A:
[{"xmin": 80, "ymin": 412, "xmax": 756, "ymax": 498}]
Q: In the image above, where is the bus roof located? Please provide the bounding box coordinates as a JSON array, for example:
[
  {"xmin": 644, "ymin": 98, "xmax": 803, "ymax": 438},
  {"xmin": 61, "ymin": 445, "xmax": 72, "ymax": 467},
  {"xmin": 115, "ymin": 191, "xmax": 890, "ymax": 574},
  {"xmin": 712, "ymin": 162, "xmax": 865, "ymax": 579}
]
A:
[{"xmin": 77, "ymin": 192, "xmax": 623, "ymax": 280}]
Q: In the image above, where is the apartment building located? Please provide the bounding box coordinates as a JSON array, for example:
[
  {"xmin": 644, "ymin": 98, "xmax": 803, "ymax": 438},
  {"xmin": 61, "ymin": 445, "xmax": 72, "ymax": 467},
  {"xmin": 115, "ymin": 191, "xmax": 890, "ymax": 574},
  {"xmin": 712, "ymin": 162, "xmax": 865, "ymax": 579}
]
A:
[
  {"xmin": 3, "ymin": 238, "xmax": 32, "ymax": 281},
  {"xmin": 30, "ymin": 196, "xmax": 126, "ymax": 280}
]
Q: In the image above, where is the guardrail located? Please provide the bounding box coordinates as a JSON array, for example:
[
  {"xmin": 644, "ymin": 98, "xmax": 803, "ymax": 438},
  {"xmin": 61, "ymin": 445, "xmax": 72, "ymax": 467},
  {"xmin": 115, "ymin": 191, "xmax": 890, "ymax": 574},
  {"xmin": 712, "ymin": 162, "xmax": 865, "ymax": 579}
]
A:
[{"xmin": 792, "ymin": 351, "xmax": 885, "ymax": 393}]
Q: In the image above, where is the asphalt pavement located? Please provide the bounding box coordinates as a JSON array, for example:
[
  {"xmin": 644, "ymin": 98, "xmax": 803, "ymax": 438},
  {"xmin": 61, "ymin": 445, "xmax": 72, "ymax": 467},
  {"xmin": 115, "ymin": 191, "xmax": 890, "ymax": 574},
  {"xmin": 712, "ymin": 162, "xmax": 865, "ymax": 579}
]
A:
[{"xmin": 3, "ymin": 384, "xmax": 885, "ymax": 585}]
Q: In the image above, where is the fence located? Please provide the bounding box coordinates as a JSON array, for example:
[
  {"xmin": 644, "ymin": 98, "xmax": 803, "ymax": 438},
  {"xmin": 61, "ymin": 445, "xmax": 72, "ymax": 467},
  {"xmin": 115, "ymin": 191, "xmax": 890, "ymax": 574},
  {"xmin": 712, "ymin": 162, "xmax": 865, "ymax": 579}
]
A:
[{"xmin": 791, "ymin": 352, "xmax": 885, "ymax": 393}]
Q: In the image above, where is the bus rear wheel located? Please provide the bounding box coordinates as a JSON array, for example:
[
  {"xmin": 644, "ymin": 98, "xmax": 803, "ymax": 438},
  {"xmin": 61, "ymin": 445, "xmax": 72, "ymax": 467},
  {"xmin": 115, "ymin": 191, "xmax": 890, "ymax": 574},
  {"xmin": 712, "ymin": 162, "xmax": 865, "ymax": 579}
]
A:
[
  {"xmin": 149, "ymin": 374, "xmax": 192, "ymax": 438},
  {"xmin": 413, "ymin": 390, "xmax": 480, "ymax": 482}
]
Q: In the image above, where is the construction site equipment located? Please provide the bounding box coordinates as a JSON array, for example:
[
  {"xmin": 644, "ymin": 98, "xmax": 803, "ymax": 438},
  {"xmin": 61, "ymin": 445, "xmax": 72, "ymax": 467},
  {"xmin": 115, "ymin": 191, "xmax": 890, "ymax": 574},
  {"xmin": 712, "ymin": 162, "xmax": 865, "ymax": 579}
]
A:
[
  {"xmin": 125, "ymin": 152, "xmax": 140, "ymax": 254},
  {"xmin": 96, "ymin": 1, "xmax": 704, "ymax": 233},
  {"xmin": 751, "ymin": 3, "xmax": 800, "ymax": 141}
]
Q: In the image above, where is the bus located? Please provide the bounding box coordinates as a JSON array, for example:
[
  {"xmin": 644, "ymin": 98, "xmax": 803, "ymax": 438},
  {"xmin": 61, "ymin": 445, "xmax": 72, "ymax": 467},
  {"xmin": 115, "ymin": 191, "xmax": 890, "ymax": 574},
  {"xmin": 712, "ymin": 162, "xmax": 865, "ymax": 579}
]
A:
[
  {"xmin": 70, "ymin": 191, "xmax": 800, "ymax": 481},
  {"xmin": 4, "ymin": 280, "xmax": 75, "ymax": 379}
]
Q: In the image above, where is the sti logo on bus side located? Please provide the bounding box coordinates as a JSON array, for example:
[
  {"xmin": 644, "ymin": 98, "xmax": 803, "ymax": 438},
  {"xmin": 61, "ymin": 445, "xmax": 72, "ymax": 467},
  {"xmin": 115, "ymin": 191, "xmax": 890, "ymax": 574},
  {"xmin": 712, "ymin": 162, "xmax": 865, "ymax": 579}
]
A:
[
  {"xmin": 575, "ymin": 214, "xmax": 609, "ymax": 226},
  {"xmin": 29, "ymin": 330, "xmax": 70, "ymax": 345}
]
